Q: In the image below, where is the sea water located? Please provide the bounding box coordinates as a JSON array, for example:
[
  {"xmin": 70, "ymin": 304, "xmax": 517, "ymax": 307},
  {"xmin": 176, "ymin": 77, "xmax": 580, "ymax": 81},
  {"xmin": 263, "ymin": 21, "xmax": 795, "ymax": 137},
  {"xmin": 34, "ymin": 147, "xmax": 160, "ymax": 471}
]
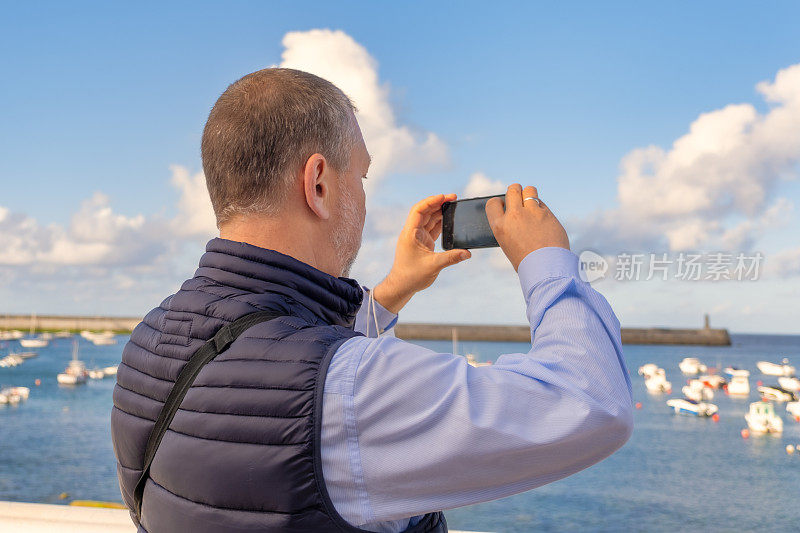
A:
[{"xmin": 1, "ymin": 334, "xmax": 799, "ymax": 531}]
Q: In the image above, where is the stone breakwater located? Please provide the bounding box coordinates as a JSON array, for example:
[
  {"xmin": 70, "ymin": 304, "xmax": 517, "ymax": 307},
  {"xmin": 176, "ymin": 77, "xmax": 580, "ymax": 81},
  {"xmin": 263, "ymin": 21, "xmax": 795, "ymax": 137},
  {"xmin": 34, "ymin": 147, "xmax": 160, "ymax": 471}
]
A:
[
  {"xmin": 0, "ymin": 314, "xmax": 731, "ymax": 346},
  {"xmin": 394, "ymin": 323, "xmax": 731, "ymax": 346}
]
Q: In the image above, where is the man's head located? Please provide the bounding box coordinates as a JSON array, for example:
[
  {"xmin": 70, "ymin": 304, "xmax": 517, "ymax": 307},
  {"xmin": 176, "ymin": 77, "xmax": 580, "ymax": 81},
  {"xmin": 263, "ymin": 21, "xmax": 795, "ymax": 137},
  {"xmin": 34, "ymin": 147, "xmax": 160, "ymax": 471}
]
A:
[{"xmin": 202, "ymin": 68, "xmax": 369, "ymax": 277}]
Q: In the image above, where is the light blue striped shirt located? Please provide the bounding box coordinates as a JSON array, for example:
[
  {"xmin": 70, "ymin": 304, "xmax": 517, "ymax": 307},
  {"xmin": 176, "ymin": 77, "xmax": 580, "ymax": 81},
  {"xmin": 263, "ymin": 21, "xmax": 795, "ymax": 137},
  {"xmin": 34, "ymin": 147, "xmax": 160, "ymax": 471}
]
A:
[{"xmin": 322, "ymin": 247, "xmax": 634, "ymax": 532}]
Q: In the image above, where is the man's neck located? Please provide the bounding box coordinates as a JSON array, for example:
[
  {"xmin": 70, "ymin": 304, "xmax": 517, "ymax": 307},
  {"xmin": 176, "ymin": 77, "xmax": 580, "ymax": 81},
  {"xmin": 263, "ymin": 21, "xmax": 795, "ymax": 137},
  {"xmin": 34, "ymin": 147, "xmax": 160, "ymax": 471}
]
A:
[{"xmin": 219, "ymin": 217, "xmax": 338, "ymax": 277}]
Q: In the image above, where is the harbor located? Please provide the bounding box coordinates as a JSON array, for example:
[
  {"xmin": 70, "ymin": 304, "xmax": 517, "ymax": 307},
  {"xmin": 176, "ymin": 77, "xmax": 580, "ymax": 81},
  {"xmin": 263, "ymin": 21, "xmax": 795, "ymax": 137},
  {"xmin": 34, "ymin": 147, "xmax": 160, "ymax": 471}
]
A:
[{"xmin": 1, "ymin": 331, "xmax": 799, "ymax": 531}]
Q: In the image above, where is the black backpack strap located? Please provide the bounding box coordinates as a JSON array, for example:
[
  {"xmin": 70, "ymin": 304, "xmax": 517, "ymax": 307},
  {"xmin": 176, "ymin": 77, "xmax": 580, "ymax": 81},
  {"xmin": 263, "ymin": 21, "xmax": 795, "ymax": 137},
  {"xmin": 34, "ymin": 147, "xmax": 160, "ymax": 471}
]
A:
[{"xmin": 133, "ymin": 310, "xmax": 284, "ymax": 521}]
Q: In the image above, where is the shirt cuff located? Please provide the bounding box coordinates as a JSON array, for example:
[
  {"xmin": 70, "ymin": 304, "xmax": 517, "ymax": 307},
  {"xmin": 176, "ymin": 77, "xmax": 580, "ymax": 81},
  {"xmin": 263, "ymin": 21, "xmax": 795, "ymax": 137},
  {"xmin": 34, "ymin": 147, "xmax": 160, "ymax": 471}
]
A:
[
  {"xmin": 356, "ymin": 286, "xmax": 399, "ymax": 337},
  {"xmin": 518, "ymin": 247, "xmax": 580, "ymax": 299}
]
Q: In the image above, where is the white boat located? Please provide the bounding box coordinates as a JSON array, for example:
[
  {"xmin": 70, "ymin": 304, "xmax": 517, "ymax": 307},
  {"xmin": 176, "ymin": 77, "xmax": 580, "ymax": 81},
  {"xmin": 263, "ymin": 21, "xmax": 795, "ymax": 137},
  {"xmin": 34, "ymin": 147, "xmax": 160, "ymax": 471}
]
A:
[
  {"xmin": 57, "ymin": 340, "xmax": 88, "ymax": 386},
  {"xmin": 645, "ymin": 370, "xmax": 672, "ymax": 393},
  {"xmin": 103, "ymin": 365, "xmax": 119, "ymax": 376},
  {"xmin": 756, "ymin": 359, "xmax": 796, "ymax": 377},
  {"xmin": 81, "ymin": 330, "xmax": 117, "ymax": 346},
  {"xmin": 698, "ymin": 374, "xmax": 726, "ymax": 389},
  {"xmin": 726, "ymin": 376, "xmax": 750, "ymax": 396},
  {"xmin": 88, "ymin": 368, "xmax": 106, "ymax": 379},
  {"xmin": 682, "ymin": 380, "xmax": 713, "ymax": 401},
  {"xmin": 723, "ymin": 366, "xmax": 750, "ymax": 378},
  {"xmin": 778, "ymin": 376, "xmax": 800, "ymax": 392},
  {"xmin": 19, "ymin": 313, "xmax": 49, "ymax": 348},
  {"xmin": 0, "ymin": 330, "xmax": 24, "ymax": 340},
  {"xmin": 0, "ymin": 354, "xmax": 23, "ymax": 368},
  {"xmin": 786, "ymin": 401, "xmax": 800, "ymax": 419},
  {"xmin": 54, "ymin": 330, "xmax": 74, "ymax": 338},
  {"xmin": 19, "ymin": 337, "xmax": 48, "ymax": 348},
  {"xmin": 3, "ymin": 386, "xmax": 29, "ymax": 400},
  {"xmin": 679, "ymin": 357, "xmax": 707, "ymax": 375},
  {"xmin": 745, "ymin": 401, "xmax": 783, "ymax": 433},
  {"xmin": 667, "ymin": 398, "xmax": 718, "ymax": 417},
  {"xmin": 757, "ymin": 385, "xmax": 797, "ymax": 402},
  {"xmin": 638, "ymin": 363, "xmax": 659, "ymax": 378}
]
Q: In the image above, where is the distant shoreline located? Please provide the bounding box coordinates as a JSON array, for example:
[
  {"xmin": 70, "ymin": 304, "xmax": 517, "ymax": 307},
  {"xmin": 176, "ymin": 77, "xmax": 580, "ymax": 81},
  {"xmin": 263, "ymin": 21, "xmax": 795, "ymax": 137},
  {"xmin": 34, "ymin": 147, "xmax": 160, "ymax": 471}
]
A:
[{"xmin": 0, "ymin": 314, "xmax": 732, "ymax": 346}]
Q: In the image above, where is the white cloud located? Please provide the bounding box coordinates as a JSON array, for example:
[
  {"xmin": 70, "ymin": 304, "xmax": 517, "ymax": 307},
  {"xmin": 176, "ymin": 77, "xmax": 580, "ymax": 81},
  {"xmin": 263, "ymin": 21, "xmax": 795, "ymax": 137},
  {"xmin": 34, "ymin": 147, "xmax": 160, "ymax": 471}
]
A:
[
  {"xmin": 766, "ymin": 246, "xmax": 800, "ymax": 278},
  {"xmin": 575, "ymin": 62, "xmax": 800, "ymax": 253},
  {"xmin": 463, "ymin": 172, "xmax": 506, "ymax": 198},
  {"xmin": 169, "ymin": 165, "xmax": 217, "ymax": 239},
  {"xmin": 277, "ymin": 29, "xmax": 448, "ymax": 188}
]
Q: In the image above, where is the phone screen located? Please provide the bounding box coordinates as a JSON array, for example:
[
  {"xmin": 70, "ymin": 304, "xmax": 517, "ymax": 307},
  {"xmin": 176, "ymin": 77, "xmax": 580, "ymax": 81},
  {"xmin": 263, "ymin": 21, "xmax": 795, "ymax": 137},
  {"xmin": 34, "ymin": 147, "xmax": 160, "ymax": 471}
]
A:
[{"xmin": 441, "ymin": 194, "xmax": 503, "ymax": 250}]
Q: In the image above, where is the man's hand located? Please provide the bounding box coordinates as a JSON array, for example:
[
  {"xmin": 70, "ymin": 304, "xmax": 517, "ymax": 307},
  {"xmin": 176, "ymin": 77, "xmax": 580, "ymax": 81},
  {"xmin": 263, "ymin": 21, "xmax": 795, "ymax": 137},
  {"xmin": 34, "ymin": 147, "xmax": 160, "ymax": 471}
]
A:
[
  {"xmin": 486, "ymin": 184, "xmax": 570, "ymax": 271},
  {"xmin": 373, "ymin": 193, "xmax": 471, "ymax": 314}
]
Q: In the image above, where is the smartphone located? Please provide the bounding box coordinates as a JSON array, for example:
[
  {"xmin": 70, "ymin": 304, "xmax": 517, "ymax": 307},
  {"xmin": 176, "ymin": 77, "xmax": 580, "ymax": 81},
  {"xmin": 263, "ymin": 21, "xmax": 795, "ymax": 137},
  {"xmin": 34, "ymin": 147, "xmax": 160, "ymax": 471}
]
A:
[{"xmin": 441, "ymin": 194, "xmax": 503, "ymax": 250}]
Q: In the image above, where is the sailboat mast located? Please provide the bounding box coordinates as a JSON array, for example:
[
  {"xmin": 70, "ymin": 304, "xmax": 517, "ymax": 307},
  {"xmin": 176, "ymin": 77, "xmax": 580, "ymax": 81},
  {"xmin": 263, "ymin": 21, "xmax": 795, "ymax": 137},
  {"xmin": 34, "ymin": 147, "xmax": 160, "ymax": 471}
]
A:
[{"xmin": 452, "ymin": 327, "xmax": 458, "ymax": 356}]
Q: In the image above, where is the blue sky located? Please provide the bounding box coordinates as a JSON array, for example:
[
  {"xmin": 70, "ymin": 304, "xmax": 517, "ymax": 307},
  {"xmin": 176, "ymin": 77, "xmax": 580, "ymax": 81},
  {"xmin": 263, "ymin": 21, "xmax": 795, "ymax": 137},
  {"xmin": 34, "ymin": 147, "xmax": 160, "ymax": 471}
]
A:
[{"xmin": 1, "ymin": 2, "xmax": 799, "ymax": 333}]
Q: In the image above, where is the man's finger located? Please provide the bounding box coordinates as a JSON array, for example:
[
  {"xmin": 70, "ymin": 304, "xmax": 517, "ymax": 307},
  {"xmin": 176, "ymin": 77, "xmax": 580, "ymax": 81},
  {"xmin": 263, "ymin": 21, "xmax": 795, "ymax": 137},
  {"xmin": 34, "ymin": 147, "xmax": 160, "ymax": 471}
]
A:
[
  {"xmin": 522, "ymin": 185, "xmax": 539, "ymax": 208},
  {"xmin": 506, "ymin": 183, "xmax": 523, "ymax": 210},
  {"xmin": 434, "ymin": 248, "xmax": 471, "ymax": 270},
  {"xmin": 405, "ymin": 193, "xmax": 455, "ymax": 230},
  {"xmin": 485, "ymin": 197, "xmax": 505, "ymax": 226}
]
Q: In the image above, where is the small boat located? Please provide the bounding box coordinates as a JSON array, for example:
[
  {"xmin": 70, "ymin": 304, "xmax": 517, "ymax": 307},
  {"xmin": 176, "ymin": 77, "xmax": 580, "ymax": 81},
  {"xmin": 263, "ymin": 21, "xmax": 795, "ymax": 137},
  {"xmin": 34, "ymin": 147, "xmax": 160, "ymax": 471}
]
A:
[
  {"xmin": 756, "ymin": 359, "xmax": 795, "ymax": 377},
  {"xmin": 19, "ymin": 337, "xmax": 48, "ymax": 348},
  {"xmin": 679, "ymin": 357, "xmax": 707, "ymax": 375},
  {"xmin": 667, "ymin": 398, "xmax": 718, "ymax": 417},
  {"xmin": 726, "ymin": 376, "xmax": 750, "ymax": 396},
  {"xmin": 88, "ymin": 368, "xmax": 106, "ymax": 379},
  {"xmin": 778, "ymin": 376, "xmax": 800, "ymax": 392},
  {"xmin": 787, "ymin": 401, "xmax": 800, "ymax": 419},
  {"xmin": 698, "ymin": 374, "xmax": 726, "ymax": 389},
  {"xmin": 17, "ymin": 351, "xmax": 37, "ymax": 359},
  {"xmin": 81, "ymin": 330, "xmax": 117, "ymax": 345},
  {"xmin": 54, "ymin": 330, "xmax": 74, "ymax": 338},
  {"xmin": 638, "ymin": 363, "xmax": 659, "ymax": 378},
  {"xmin": 1, "ymin": 386, "xmax": 30, "ymax": 400},
  {"xmin": 757, "ymin": 385, "xmax": 797, "ymax": 403},
  {"xmin": 723, "ymin": 366, "xmax": 750, "ymax": 378},
  {"xmin": 645, "ymin": 370, "xmax": 672, "ymax": 393},
  {"xmin": 19, "ymin": 313, "xmax": 49, "ymax": 348},
  {"xmin": 57, "ymin": 340, "xmax": 88, "ymax": 386},
  {"xmin": 102, "ymin": 365, "xmax": 119, "ymax": 376},
  {"xmin": 0, "ymin": 330, "xmax": 24, "ymax": 340},
  {"xmin": 745, "ymin": 401, "xmax": 783, "ymax": 433},
  {"xmin": 682, "ymin": 379, "xmax": 714, "ymax": 401}
]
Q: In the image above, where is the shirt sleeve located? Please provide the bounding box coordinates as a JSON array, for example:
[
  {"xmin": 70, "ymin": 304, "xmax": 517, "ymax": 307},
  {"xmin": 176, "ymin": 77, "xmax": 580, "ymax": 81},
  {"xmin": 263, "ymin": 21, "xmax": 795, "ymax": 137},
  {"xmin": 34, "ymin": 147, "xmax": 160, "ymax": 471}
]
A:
[
  {"xmin": 321, "ymin": 247, "xmax": 634, "ymax": 528},
  {"xmin": 353, "ymin": 286, "xmax": 398, "ymax": 338}
]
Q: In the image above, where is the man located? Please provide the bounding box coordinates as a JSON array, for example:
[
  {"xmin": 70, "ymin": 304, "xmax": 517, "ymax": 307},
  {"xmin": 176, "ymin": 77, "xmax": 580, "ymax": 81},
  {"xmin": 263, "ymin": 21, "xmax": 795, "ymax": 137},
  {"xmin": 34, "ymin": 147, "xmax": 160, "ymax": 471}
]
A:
[{"xmin": 111, "ymin": 68, "xmax": 632, "ymax": 533}]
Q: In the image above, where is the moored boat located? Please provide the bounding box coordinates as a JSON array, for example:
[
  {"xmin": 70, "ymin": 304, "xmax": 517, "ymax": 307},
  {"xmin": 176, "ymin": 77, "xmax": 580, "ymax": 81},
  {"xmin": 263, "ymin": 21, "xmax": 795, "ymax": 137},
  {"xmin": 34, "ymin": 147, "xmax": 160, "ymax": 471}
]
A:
[
  {"xmin": 645, "ymin": 369, "xmax": 672, "ymax": 393},
  {"xmin": 778, "ymin": 376, "xmax": 800, "ymax": 392},
  {"xmin": 667, "ymin": 398, "xmax": 718, "ymax": 417},
  {"xmin": 57, "ymin": 340, "xmax": 88, "ymax": 386},
  {"xmin": 756, "ymin": 359, "xmax": 795, "ymax": 377},
  {"xmin": 723, "ymin": 366, "xmax": 750, "ymax": 378},
  {"xmin": 726, "ymin": 376, "xmax": 750, "ymax": 396},
  {"xmin": 679, "ymin": 357, "xmax": 707, "ymax": 375},
  {"xmin": 683, "ymin": 379, "xmax": 714, "ymax": 401},
  {"xmin": 787, "ymin": 401, "xmax": 800, "ymax": 419},
  {"xmin": 745, "ymin": 401, "xmax": 783, "ymax": 433},
  {"xmin": 757, "ymin": 385, "xmax": 797, "ymax": 402},
  {"xmin": 698, "ymin": 374, "xmax": 726, "ymax": 389},
  {"xmin": 638, "ymin": 363, "xmax": 659, "ymax": 378}
]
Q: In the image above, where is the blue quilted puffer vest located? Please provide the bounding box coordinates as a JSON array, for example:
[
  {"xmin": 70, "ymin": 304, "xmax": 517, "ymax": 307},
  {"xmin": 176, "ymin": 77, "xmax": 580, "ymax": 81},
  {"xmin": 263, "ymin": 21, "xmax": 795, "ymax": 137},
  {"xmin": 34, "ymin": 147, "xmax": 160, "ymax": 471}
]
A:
[{"xmin": 111, "ymin": 238, "xmax": 446, "ymax": 533}]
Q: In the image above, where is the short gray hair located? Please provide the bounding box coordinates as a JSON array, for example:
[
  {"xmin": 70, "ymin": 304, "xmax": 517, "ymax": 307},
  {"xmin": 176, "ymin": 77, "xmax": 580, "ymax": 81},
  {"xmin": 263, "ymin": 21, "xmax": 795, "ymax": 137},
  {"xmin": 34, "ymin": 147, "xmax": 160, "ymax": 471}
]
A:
[{"xmin": 201, "ymin": 68, "xmax": 358, "ymax": 226}]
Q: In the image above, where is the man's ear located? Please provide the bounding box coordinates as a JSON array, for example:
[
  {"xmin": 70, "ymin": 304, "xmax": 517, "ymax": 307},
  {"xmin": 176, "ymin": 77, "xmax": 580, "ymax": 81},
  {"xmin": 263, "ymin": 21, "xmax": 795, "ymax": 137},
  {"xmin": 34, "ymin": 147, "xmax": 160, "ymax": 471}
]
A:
[{"xmin": 302, "ymin": 153, "xmax": 331, "ymax": 220}]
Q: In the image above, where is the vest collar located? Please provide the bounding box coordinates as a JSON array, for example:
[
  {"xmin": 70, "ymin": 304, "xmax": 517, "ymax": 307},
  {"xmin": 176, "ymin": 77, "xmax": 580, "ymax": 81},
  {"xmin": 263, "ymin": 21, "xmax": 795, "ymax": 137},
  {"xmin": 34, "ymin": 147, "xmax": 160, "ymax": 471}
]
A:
[{"xmin": 195, "ymin": 238, "xmax": 364, "ymax": 328}]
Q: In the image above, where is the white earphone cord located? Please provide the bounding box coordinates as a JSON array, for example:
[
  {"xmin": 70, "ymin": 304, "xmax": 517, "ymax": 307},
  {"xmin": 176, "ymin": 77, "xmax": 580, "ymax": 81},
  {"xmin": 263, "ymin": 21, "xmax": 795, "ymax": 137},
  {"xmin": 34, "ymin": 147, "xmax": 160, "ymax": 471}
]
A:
[{"xmin": 369, "ymin": 288, "xmax": 381, "ymax": 337}]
